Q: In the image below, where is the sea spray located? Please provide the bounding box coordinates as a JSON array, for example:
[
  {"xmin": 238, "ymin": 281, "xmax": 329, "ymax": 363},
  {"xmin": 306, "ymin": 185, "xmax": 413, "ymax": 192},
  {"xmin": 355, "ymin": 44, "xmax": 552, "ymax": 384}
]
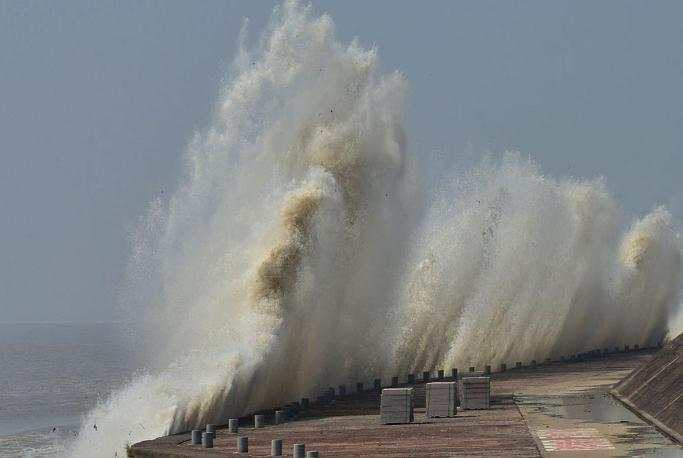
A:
[
  {"xmin": 392, "ymin": 156, "xmax": 682, "ymax": 374},
  {"xmin": 69, "ymin": 1, "xmax": 415, "ymax": 455},
  {"xmin": 68, "ymin": 1, "xmax": 682, "ymax": 456}
]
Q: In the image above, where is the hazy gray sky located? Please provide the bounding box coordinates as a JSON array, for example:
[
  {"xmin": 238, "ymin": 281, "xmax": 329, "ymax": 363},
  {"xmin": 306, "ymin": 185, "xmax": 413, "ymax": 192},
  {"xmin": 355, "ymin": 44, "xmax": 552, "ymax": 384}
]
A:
[{"xmin": 1, "ymin": 1, "xmax": 682, "ymax": 322}]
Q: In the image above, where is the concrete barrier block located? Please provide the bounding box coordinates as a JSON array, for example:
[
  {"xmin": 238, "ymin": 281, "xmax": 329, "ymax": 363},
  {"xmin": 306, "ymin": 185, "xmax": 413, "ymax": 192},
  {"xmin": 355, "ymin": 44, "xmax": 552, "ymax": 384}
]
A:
[
  {"xmin": 460, "ymin": 376, "xmax": 490, "ymax": 410},
  {"xmin": 425, "ymin": 382, "xmax": 457, "ymax": 418},
  {"xmin": 254, "ymin": 414, "xmax": 265, "ymax": 428},
  {"xmin": 380, "ymin": 387, "xmax": 414, "ymax": 424},
  {"xmin": 191, "ymin": 430, "xmax": 201, "ymax": 445},
  {"xmin": 228, "ymin": 418, "xmax": 238, "ymax": 433}
]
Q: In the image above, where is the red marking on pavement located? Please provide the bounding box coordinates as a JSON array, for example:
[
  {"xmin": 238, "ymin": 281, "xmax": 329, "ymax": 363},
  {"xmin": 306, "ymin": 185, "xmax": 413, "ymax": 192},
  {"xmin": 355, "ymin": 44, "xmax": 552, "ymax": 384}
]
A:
[{"xmin": 536, "ymin": 428, "xmax": 614, "ymax": 451}]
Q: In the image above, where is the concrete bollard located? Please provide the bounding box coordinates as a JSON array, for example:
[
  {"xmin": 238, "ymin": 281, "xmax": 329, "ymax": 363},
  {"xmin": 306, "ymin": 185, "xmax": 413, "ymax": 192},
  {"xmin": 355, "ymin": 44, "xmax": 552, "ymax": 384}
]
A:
[
  {"xmin": 191, "ymin": 429, "xmax": 202, "ymax": 445},
  {"xmin": 356, "ymin": 382, "xmax": 364, "ymax": 393},
  {"xmin": 438, "ymin": 369, "xmax": 444, "ymax": 379},
  {"xmin": 254, "ymin": 414, "xmax": 265, "ymax": 428},
  {"xmin": 206, "ymin": 424, "xmax": 216, "ymax": 436},
  {"xmin": 306, "ymin": 451, "xmax": 320, "ymax": 458},
  {"xmin": 301, "ymin": 398, "xmax": 310, "ymax": 409},
  {"xmin": 338, "ymin": 384, "xmax": 346, "ymax": 396},
  {"xmin": 484, "ymin": 365, "xmax": 491, "ymax": 375},
  {"xmin": 391, "ymin": 376, "xmax": 399, "ymax": 386},
  {"xmin": 374, "ymin": 378, "xmax": 382, "ymax": 390},
  {"xmin": 451, "ymin": 368, "xmax": 458, "ymax": 379},
  {"xmin": 516, "ymin": 361, "xmax": 522, "ymax": 368},
  {"xmin": 469, "ymin": 366, "xmax": 475, "ymax": 373},
  {"xmin": 422, "ymin": 371, "xmax": 430, "ymax": 382},
  {"xmin": 500, "ymin": 363, "xmax": 506, "ymax": 372},
  {"xmin": 275, "ymin": 410, "xmax": 284, "ymax": 424},
  {"xmin": 229, "ymin": 418, "xmax": 238, "ymax": 433},
  {"xmin": 271, "ymin": 438, "xmax": 283, "ymax": 456},
  {"xmin": 293, "ymin": 443, "xmax": 306, "ymax": 458},
  {"xmin": 407, "ymin": 374, "xmax": 415, "ymax": 384},
  {"xmin": 202, "ymin": 432, "xmax": 214, "ymax": 448},
  {"xmin": 238, "ymin": 436, "xmax": 248, "ymax": 453}
]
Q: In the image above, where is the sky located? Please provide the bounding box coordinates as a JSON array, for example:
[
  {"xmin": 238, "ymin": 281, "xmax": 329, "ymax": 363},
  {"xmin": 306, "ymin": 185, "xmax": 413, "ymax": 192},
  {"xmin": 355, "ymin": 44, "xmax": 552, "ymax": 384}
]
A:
[{"xmin": 1, "ymin": 0, "xmax": 682, "ymax": 322}]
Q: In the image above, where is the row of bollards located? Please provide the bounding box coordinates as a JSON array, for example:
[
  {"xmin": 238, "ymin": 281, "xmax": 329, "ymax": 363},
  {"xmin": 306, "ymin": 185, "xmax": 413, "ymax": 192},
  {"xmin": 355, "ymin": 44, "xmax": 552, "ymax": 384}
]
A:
[
  {"xmin": 381, "ymin": 343, "xmax": 657, "ymax": 389},
  {"xmin": 190, "ymin": 418, "xmax": 320, "ymax": 456}
]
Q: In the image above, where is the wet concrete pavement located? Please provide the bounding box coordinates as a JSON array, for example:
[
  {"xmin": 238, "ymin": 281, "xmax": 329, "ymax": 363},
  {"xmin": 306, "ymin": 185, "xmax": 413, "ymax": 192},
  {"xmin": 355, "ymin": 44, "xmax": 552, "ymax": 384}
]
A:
[{"xmin": 517, "ymin": 390, "xmax": 682, "ymax": 457}]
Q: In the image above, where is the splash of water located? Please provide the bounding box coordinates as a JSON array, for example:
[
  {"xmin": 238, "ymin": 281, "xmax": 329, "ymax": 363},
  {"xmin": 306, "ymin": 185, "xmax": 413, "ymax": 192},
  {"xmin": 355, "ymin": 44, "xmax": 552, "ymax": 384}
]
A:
[{"xmin": 68, "ymin": 1, "xmax": 682, "ymax": 456}]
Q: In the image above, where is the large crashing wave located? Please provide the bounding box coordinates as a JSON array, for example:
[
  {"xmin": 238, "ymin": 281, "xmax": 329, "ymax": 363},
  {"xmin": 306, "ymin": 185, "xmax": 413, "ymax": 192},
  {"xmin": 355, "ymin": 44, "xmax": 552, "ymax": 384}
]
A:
[{"xmin": 68, "ymin": 1, "xmax": 682, "ymax": 456}]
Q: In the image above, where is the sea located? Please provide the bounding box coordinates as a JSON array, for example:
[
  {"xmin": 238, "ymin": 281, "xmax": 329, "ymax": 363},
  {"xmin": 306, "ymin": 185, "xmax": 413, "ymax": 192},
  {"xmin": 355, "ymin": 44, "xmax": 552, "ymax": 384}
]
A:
[{"xmin": 0, "ymin": 322, "xmax": 141, "ymax": 457}]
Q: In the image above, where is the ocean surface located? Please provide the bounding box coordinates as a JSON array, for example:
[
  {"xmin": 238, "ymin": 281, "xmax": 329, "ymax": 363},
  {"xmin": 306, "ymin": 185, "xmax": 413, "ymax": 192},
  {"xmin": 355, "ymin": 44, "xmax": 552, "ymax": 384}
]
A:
[{"xmin": 0, "ymin": 322, "xmax": 140, "ymax": 457}]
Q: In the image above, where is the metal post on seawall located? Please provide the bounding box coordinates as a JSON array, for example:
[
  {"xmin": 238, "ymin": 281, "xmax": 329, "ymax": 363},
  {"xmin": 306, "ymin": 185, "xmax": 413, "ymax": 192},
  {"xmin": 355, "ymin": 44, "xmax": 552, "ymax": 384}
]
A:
[
  {"xmin": 202, "ymin": 432, "xmax": 214, "ymax": 448},
  {"xmin": 438, "ymin": 369, "xmax": 444, "ymax": 379},
  {"xmin": 254, "ymin": 414, "xmax": 265, "ymax": 428},
  {"xmin": 238, "ymin": 436, "xmax": 249, "ymax": 453},
  {"xmin": 484, "ymin": 365, "xmax": 491, "ymax": 375},
  {"xmin": 407, "ymin": 374, "xmax": 415, "ymax": 384},
  {"xmin": 422, "ymin": 371, "xmax": 430, "ymax": 382},
  {"xmin": 451, "ymin": 368, "xmax": 458, "ymax": 380},
  {"xmin": 374, "ymin": 378, "xmax": 382, "ymax": 390},
  {"xmin": 191, "ymin": 430, "xmax": 201, "ymax": 445},
  {"xmin": 339, "ymin": 384, "xmax": 346, "ymax": 396},
  {"xmin": 356, "ymin": 382, "xmax": 364, "ymax": 393},
  {"xmin": 293, "ymin": 443, "xmax": 306, "ymax": 458},
  {"xmin": 391, "ymin": 376, "xmax": 399, "ymax": 387},
  {"xmin": 634, "ymin": 344, "xmax": 639, "ymax": 351},
  {"xmin": 229, "ymin": 418, "xmax": 238, "ymax": 433},
  {"xmin": 275, "ymin": 410, "xmax": 283, "ymax": 425},
  {"xmin": 306, "ymin": 451, "xmax": 320, "ymax": 458},
  {"xmin": 625, "ymin": 345, "xmax": 630, "ymax": 352},
  {"xmin": 271, "ymin": 439, "xmax": 283, "ymax": 457},
  {"xmin": 500, "ymin": 363, "xmax": 506, "ymax": 372}
]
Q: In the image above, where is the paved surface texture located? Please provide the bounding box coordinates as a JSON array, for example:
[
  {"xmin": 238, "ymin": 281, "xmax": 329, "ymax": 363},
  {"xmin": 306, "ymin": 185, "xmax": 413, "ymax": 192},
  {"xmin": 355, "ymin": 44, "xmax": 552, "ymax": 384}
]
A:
[{"xmin": 129, "ymin": 350, "xmax": 682, "ymax": 457}]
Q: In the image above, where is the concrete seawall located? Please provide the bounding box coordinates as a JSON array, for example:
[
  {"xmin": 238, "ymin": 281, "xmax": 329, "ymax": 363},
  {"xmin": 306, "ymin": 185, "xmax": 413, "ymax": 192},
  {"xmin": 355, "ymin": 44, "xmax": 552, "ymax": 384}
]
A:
[
  {"xmin": 129, "ymin": 347, "xmax": 682, "ymax": 457},
  {"xmin": 612, "ymin": 333, "xmax": 683, "ymax": 443}
]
